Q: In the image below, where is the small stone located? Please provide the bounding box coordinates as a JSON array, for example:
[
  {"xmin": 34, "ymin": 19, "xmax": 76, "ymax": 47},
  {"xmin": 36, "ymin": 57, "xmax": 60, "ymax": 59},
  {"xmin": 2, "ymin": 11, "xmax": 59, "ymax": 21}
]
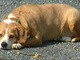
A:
[{"xmin": 17, "ymin": 51, "xmax": 20, "ymax": 55}]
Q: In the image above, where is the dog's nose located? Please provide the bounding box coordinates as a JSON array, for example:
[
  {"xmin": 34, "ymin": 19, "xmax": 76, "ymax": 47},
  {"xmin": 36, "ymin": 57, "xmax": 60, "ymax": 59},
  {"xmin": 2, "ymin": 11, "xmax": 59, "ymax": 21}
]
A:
[{"xmin": 1, "ymin": 42, "xmax": 7, "ymax": 48}]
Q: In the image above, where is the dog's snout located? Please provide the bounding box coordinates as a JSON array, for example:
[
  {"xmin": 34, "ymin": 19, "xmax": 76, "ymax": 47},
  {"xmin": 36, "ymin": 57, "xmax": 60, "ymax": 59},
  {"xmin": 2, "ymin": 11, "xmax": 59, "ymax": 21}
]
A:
[{"xmin": 1, "ymin": 42, "xmax": 7, "ymax": 48}]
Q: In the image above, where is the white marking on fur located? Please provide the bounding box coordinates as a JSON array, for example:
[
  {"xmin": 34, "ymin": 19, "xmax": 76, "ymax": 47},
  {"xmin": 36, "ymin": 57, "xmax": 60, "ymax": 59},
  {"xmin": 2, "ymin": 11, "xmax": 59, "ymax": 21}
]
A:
[
  {"xmin": 62, "ymin": 37, "xmax": 71, "ymax": 41},
  {"xmin": 71, "ymin": 38, "xmax": 76, "ymax": 42},
  {"xmin": 4, "ymin": 19, "xmax": 15, "ymax": 24},
  {"xmin": 0, "ymin": 29, "xmax": 11, "ymax": 49},
  {"xmin": 8, "ymin": 14, "xmax": 16, "ymax": 19},
  {"xmin": 12, "ymin": 43, "xmax": 22, "ymax": 49}
]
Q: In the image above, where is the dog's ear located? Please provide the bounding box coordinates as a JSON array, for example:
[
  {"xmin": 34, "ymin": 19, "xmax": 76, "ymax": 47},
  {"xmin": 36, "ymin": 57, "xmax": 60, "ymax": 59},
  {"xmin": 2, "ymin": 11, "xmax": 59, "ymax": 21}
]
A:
[
  {"xmin": 17, "ymin": 28, "xmax": 29, "ymax": 47},
  {"xmin": 20, "ymin": 16, "xmax": 30, "ymax": 30}
]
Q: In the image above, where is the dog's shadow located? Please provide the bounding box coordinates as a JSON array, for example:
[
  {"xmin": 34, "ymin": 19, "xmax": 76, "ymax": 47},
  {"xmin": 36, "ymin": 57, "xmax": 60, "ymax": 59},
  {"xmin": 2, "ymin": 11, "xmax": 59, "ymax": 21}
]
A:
[{"xmin": 42, "ymin": 40, "xmax": 65, "ymax": 47}]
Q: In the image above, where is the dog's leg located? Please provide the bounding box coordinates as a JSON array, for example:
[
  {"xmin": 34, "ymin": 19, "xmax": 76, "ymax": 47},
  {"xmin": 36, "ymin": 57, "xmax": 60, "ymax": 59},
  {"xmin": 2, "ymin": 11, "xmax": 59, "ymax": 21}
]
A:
[
  {"xmin": 26, "ymin": 35, "xmax": 42, "ymax": 47},
  {"xmin": 71, "ymin": 37, "xmax": 80, "ymax": 42},
  {"xmin": 26, "ymin": 38, "xmax": 42, "ymax": 47}
]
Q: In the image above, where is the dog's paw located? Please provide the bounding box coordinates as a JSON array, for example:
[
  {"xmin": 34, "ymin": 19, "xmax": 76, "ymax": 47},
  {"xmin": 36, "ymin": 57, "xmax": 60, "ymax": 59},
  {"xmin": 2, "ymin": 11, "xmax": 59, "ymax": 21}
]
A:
[
  {"xmin": 12, "ymin": 43, "xmax": 22, "ymax": 49},
  {"xmin": 71, "ymin": 37, "xmax": 80, "ymax": 42},
  {"xmin": 71, "ymin": 38, "xmax": 76, "ymax": 42}
]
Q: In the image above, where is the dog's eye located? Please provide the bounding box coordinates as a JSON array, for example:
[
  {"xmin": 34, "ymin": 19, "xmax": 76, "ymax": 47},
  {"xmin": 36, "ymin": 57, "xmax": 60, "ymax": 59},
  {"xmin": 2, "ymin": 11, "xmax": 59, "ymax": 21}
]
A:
[
  {"xmin": 10, "ymin": 35, "xmax": 15, "ymax": 38},
  {"xmin": 0, "ymin": 34, "xmax": 3, "ymax": 37}
]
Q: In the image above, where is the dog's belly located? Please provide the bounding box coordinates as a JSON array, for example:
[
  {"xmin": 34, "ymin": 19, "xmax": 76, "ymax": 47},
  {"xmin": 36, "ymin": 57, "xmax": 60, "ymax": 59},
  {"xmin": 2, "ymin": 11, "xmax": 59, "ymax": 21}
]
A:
[
  {"xmin": 42, "ymin": 29, "xmax": 72, "ymax": 42},
  {"xmin": 41, "ymin": 22, "xmax": 73, "ymax": 42},
  {"xmin": 41, "ymin": 24, "xmax": 61, "ymax": 41}
]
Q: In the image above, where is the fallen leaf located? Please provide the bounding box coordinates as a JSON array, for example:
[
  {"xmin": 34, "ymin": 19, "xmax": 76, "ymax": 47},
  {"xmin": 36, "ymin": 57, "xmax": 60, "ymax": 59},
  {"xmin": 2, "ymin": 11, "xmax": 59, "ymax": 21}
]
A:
[{"xmin": 33, "ymin": 53, "xmax": 39, "ymax": 58}]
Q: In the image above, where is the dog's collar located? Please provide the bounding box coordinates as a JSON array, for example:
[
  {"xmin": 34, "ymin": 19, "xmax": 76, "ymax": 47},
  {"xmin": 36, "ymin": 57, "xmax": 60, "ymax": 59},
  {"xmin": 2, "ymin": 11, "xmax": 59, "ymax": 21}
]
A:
[{"xmin": 12, "ymin": 19, "xmax": 21, "ymax": 24}]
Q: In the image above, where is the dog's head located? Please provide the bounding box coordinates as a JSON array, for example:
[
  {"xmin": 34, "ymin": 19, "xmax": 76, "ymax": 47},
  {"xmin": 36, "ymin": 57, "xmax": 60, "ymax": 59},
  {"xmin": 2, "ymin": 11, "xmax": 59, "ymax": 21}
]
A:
[{"xmin": 0, "ymin": 19, "xmax": 29, "ymax": 49}]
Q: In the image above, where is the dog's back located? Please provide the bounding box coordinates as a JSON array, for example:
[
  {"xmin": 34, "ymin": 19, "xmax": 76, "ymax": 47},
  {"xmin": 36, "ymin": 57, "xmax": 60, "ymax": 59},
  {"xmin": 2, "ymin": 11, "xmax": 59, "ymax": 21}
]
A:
[{"xmin": 4, "ymin": 3, "xmax": 80, "ymax": 41}]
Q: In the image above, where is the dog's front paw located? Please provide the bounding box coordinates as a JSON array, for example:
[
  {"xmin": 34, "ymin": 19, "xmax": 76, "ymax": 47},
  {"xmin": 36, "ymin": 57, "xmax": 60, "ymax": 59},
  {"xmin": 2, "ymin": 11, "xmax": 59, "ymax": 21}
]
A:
[{"xmin": 12, "ymin": 43, "xmax": 22, "ymax": 49}]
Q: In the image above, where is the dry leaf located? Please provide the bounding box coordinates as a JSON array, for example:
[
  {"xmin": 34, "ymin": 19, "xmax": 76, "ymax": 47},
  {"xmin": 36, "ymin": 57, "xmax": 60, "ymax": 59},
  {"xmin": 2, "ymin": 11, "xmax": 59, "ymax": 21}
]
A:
[{"xmin": 33, "ymin": 53, "xmax": 39, "ymax": 58}]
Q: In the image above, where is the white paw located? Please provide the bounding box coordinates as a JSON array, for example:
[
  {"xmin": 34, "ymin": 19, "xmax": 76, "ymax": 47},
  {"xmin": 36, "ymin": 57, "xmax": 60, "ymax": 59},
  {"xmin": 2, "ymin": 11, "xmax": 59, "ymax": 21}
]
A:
[
  {"xmin": 71, "ymin": 38, "xmax": 76, "ymax": 42},
  {"xmin": 12, "ymin": 43, "xmax": 22, "ymax": 49}
]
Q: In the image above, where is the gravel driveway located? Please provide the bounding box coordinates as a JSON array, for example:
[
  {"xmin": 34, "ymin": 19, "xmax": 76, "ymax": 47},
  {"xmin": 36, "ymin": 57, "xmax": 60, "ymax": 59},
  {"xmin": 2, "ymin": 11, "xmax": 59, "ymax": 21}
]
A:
[{"xmin": 0, "ymin": 0, "xmax": 80, "ymax": 60}]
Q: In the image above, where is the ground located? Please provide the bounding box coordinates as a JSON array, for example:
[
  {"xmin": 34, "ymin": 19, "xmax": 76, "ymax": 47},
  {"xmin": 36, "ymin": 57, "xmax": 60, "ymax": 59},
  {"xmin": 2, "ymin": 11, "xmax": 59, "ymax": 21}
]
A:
[{"xmin": 0, "ymin": 0, "xmax": 80, "ymax": 60}]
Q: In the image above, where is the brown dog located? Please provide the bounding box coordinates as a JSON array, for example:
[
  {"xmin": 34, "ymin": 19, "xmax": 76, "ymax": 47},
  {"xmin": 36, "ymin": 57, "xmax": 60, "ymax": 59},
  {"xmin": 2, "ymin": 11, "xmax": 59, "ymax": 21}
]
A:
[{"xmin": 0, "ymin": 3, "xmax": 80, "ymax": 49}]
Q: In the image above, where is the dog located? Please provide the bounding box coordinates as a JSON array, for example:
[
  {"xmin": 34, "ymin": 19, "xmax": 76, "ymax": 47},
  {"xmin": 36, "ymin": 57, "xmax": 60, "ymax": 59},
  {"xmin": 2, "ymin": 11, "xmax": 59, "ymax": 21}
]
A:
[{"xmin": 0, "ymin": 3, "xmax": 80, "ymax": 49}]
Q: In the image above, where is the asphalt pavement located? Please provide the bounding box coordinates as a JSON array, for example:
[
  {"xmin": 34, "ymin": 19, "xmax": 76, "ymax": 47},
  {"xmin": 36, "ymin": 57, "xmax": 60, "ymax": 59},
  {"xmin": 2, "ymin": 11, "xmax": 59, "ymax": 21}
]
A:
[{"xmin": 0, "ymin": 0, "xmax": 80, "ymax": 60}]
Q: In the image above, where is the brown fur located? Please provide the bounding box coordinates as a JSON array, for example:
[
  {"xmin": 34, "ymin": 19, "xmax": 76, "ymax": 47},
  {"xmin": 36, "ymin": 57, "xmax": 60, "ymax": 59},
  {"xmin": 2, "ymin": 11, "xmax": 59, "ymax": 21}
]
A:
[{"xmin": 1, "ymin": 3, "xmax": 80, "ymax": 47}]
